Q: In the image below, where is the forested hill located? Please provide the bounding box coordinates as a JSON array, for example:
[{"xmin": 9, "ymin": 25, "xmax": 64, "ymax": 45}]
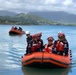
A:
[
  {"xmin": 28, "ymin": 11, "xmax": 76, "ymax": 24},
  {"xmin": 0, "ymin": 13, "xmax": 58, "ymax": 25},
  {"xmin": 0, "ymin": 10, "xmax": 76, "ymax": 25}
]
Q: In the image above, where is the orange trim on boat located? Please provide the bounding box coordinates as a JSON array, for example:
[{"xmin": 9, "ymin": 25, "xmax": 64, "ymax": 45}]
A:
[
  {"xmin": 9, "ymin": 28, "xmax": 25, "ymax": 35},
  {"xmin": 22, "ymin": 51, "xmax": 71, "ymax": 68}
]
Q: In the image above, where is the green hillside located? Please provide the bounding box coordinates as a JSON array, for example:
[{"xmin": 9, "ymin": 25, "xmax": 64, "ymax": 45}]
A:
[{"xmin": 0, "ymin": 13, "xmax": 59, "ymax": 25}]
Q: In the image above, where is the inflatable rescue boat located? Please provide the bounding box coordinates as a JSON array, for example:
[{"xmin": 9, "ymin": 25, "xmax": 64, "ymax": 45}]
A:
[
  {"xmin": 9, "ymin": 27, "xmax": 25, "ymax": 35},
  {"xmin": 22, "ymin": 50, "xmax": 72, "ymax": 68}
]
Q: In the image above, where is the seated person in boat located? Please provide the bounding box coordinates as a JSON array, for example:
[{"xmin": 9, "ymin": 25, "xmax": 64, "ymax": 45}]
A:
[
  {"xmin": 11, "ymin": 26, "xmax": 14, "ymax": 30},
  {"xmin": 14, "ymin": 26, "xmax": 17, "ymax": 30},
  {"xmin": 18, "ymin": 27, "xmax": 22, "ymax": 31},
  {"xmin": 43, "ymin": 36, "xmax": 54, "ymax": 53},
  {"xmin": 26, "ymin": 31, "xmax": 32, "ymax": 44},
  {"xmin": 26, "ymin": 34, "xmax": 38, "ymax": 54},
  {"xmin": 25, "ymin": 31, "xmax": 32, "ymax": 54},
  {"xmin": 36, "ymin": 32, "xmax": 44, "ymax": 52},
  {"xmin": 52, "ymin": 32, "xmax": 69, "ymax": 56}
]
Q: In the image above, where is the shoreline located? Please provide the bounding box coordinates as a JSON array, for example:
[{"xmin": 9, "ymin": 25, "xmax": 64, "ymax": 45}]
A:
[{"xmin": 0, "ymin": 23, "xmax": 76, "ymax": 26}]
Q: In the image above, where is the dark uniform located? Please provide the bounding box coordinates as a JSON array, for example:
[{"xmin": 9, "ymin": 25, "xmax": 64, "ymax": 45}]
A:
[
  {"xmin": 52, "ymin": 39, "xmax": 69, "ymax": 56},
  {"xmin": 26, "ymin": 35, "xmax": 32, "ymax": 54},
  {"xmin": 52, "ymin": 32, "xmax": 69, "ymax": 56},
  {"xmin": 37, "ymin": 39, "xmax": 44, "ymax": 52}
]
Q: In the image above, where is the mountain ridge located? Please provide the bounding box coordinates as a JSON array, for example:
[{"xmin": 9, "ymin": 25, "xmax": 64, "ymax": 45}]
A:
[
  {"xmin": 0, "ymin": 13, "xmax": 56, "ymax": 25},
  {"xmin": 0, "ymin": 10, "xmax": 76, "ymax": 25},
  {"xmin": 0, "ymin": 10, "xmax": 17, "ymax": 16},
  {"xmin": 28, "ymin": 11, "xmax": 76, "ymax": 23}
]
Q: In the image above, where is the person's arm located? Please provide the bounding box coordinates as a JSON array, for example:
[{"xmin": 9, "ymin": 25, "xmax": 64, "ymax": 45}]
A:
[
  {"xmin": 63, "ymin": 41, "xmax": 69, "ymax": 55},
  {"xmin": 41, "ymin": 39, "xmax": 44, "ymax": 50},
  {"xmin": 52, "ymin": 40, "xmax": 57, "ymax": 51},
  {"xmin": 42, "ymin": 44, "xmax": 46, "ymax": 51}
]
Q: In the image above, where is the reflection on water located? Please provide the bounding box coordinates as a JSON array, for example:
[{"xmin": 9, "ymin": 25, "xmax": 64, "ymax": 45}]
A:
[{"xmin": 22, "ymin": 66, "xmax": 72, "ymax": 75}]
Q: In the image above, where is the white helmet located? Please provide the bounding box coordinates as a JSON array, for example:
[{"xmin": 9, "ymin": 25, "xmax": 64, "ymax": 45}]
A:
[{"xmin": 26, "ymin": 31, "xmax": 30, "ymax": 35}]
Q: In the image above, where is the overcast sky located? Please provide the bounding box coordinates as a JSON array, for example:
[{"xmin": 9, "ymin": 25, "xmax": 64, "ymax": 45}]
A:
[{"xmin": 0, "ymin": 0, "xmax": 76, "ymax": 14}]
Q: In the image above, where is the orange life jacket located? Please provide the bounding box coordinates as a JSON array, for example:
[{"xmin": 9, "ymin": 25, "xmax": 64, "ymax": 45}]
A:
[
  {"xmin": 31, "ymin": 44, "xmax": 37, "ymax": 52},
  {"xmin": 37, "ymin": 41, "xmax": 41, "ymax": 48},
  {"xmin": 56, "ymin": 41, "xmax": 64, "ymax": 51},
  {"xmin": 44, "ymin": 44, "xmax": 53, "ymax": 52}
]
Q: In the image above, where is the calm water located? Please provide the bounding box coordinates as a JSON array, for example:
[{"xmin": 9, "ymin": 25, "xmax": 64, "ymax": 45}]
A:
[{"xmin": 0, "ymin": 25, "xmax": 76, "ymax": 75}]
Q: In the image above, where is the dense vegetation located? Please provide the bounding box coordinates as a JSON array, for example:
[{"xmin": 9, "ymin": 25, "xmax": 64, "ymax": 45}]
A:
[
  {"xmin": 0, "ymin": 13, "xmax": 61, "ymax": 25},
  {"xmin": 0, "ymin": 13, "xmax": 76, "ymax": 25}
]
